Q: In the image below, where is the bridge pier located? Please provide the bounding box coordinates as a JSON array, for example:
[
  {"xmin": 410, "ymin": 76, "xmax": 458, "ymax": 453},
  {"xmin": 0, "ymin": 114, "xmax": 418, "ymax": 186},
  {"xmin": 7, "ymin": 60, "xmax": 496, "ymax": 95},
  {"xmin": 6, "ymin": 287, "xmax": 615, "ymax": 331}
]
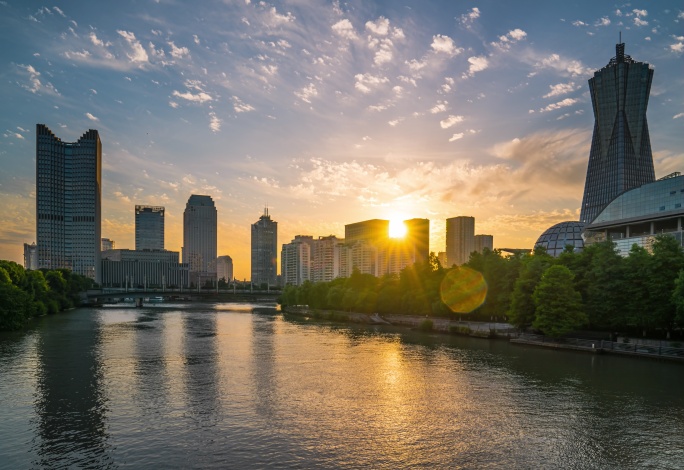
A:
[{"xmin": 136, "ymin": 297, "xmax": 144, "ymax": 308}]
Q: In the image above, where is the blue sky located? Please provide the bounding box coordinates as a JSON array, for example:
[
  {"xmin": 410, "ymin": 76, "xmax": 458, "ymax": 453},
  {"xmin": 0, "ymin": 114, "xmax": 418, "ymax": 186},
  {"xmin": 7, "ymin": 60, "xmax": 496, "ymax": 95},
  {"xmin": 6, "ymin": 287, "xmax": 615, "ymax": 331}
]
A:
[{"xmin": 1, "ymin": 0, "xmax": 682, "ymax": 278}]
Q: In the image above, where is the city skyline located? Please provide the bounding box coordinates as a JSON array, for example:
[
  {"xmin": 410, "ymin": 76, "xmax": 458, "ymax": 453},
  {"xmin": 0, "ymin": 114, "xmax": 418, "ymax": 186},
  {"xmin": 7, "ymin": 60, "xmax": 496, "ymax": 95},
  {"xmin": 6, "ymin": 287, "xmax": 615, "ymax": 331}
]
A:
[{"xmin": 1, "ymin": 1, "xmax": 683, "ymax": 279}]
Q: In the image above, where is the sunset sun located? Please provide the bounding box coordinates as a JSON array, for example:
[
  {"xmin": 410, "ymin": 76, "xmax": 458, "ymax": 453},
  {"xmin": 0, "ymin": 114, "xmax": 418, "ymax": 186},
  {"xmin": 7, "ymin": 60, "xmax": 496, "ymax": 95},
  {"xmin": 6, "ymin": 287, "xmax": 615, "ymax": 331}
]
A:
[{"xmin": 389, "ymin": 218, "xmax": 407, "ymax": 238}]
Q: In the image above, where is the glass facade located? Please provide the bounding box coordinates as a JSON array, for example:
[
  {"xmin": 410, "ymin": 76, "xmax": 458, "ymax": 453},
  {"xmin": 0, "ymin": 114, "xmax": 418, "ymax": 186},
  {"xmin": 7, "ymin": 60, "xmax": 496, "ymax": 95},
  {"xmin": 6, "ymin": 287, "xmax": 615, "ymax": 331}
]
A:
[
  {"xmin": 446, "ymin": 216, "xmax": 475, "ymax": 266},
  {"xmin": 251, "ymin": 208, "xmax": 278, "ymax": 286},
  {"xmin": 585, "ymin": 174, "xmax": 684, "ymax": 255},
  {"xmin": 36, "ymin": 124, "xmax": 101, "ymax": 282},
  {"xmin": 135, "ymin": 205, "xmax": 165, "ymax": 250},
  {"xmin": 535, "ymin": 221, "xmax": 585, "ymax": 257},
  {"xmin": 183, "ymin": 195, "xmax": 217, "ymax": 285},
  {"xmin": 580, "ymin": 43, "xmax": 655, "ymax": 224}
]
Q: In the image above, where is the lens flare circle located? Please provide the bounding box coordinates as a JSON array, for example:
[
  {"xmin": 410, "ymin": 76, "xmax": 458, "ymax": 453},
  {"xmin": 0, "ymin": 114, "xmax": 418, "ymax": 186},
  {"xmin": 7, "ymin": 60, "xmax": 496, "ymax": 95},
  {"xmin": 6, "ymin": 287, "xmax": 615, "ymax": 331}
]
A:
[{"xmin": 439, "ymin": 266, "xmax": 487, "ymax": 313}]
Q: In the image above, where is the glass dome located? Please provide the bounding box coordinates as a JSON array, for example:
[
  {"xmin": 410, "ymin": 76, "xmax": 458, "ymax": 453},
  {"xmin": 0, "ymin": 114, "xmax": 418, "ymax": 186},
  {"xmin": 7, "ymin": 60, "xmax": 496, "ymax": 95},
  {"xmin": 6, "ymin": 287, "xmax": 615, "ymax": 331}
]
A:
[{"xmin": 535, "ymin": 221, "xmax": 585, "ymax": 257}]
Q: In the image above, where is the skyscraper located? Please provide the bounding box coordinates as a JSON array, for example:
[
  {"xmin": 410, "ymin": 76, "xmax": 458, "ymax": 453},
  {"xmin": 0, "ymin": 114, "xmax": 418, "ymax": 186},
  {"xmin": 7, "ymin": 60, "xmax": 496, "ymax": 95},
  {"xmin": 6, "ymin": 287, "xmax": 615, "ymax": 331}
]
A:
[
  {"xmin": 135, "ymin": 205, "xmax": 164, "ymax": 250},
  {"xmin": 36, "ymin": 124, "xmax": 101, "ymax": 282},
  {"xmin": 182, "ymin": 195, "xmax": 217, "ymax": 286},
  {"xmin": 217, "ymin": 255, "xmax": 234, "ymax": 282},
  {"xmin": 281, "ymin": 235, "xmax": 313, "ymax": 286},
  {"xmin": 404, "ymin": 218, "xmax": 430, "ymax": 264},
  {"xmin": 446, "ymin": 216, "xmax": 474, "ymax": 267},
  {"xmin": 474, "ymin": 234, "xmax": 493, "ymax": 253},
  {"xmin": 251, "ymin": 208, "xmax": 278, "ymax": 286},
  {"xmin": 580, "ymin": 42, "xmax": 655, "ymax": 224}
]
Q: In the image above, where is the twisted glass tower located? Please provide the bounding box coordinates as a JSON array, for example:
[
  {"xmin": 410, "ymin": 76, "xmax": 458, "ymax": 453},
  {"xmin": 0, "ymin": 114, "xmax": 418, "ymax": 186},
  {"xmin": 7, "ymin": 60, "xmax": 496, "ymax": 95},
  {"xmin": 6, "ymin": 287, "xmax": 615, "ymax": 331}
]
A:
[{"xmin": 580, "ymin": 42, "xmax": 655, "ymax": 224}]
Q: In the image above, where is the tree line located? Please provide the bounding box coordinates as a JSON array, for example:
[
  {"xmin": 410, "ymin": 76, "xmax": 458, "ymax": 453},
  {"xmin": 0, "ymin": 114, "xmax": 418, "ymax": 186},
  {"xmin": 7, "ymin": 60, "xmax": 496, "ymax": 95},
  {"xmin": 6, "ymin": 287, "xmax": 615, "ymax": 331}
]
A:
[
  {"xmin": 280, "ymin": 235, "xmax": 684, "ymax": 338},
  {"xmin": 0, "ymin": 260, "xmax": 95, "ymax": 331}
]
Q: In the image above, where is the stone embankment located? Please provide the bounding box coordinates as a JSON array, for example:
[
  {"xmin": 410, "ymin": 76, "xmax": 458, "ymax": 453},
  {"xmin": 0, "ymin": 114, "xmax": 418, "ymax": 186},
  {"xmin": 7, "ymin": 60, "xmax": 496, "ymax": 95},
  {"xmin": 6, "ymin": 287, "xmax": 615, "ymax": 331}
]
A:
[{"xmin": 280, "ymin": 306, "xmax": 517, "ymax": 339}]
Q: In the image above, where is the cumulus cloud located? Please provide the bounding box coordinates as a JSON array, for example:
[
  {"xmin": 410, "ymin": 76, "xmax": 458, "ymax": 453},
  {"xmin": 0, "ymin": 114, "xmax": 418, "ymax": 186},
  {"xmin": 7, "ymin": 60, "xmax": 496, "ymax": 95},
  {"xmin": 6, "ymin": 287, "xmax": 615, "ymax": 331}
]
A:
[
  {"xmin": 491, "ymin": 28, "xmax": 527, "ymax": 50},
  {"xmin": 670, "ymin": 40, "xmax": 684, "ymax": 53},
  {"xmin": 674, "ymin": 113, "xmax": 684, "ymax": 119},
  {"xmin": 89, "ymin": 32, "xmax": 111, "ymax": 48},
  {"xmin": 539, "ymin": 98, "xmax": 578, "ymax": 113},
  {"xmin": 543, "ymin": 82, "xmax": 577, "ymax": 98},
  {"xmin": 332, "ymin": 19, "xmax": 357, "ymax": 40},
  {"xmin": 365, "ymin": 17, "xmax": 390, "ymax": 36},
  {"xmin": 440, "ymin": 115, "xmax": 464, "ymax": 129},
  {"xmin": 633, "ymin": 9, "xmax": 648, "ymax": 26},
  {"xmin": 533, "ymin": 53, "xmax": 589, "ymax": 77},
  {"xmin": 465, "ymin": 56, "xmax": 489, "ymax": 76},
  {"xmin": 209, "ymin": 112, "xmax": 221, "ymax": 132},
  {"xmin": 354, "ymin": 73, "xmax": 389, "ymax": 93},
  {"xmin": 117, "ymin": 30, "xmax": 149, "ymax": 63},
  {"xmin": 431, "ymin": 34, "xmax": 462, "ymax": 56},
  {"xmin": 172, "ymin": 81, "xmax": 213, "ymax": 103},
  {"xmin": 459, "ymin": 7, "xmax": 480, "ymax": 27},
  {"xmin": 85, "ymin": 112, "xmax": 99, "ymax": 121},
  {"xmin": 295, "ymin": 83, "xmax": 318, "ymax": 103},
  {"xmin": 448, "ymin": 133, "xmax": 464, "ymax": 142},
  {"xmin": 596, "ymin": 17, "xmax": 611, "ymax": 26},
  {"xmin": 430, "ymin": 101, "xmax": 448, "ymax": 114},
  {"xmin": 168, "ymin": 41, "xmax": 190, "ymax": 59}
]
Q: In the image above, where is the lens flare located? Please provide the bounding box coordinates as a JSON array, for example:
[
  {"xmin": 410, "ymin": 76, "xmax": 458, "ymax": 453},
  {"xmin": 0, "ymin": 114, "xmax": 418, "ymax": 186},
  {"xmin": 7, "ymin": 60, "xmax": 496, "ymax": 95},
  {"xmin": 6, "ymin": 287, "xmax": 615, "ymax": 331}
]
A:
[{"xmin": 439, "ymin": 266, "xmax": 487, "ymax": 313}]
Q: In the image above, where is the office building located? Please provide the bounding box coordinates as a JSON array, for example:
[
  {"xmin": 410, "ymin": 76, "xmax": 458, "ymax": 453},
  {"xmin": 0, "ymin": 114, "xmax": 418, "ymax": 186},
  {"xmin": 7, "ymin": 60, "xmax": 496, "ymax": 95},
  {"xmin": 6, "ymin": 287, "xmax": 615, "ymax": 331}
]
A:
[
  {"xmin": 474, "ymin": 234, "xmax": 494, "ymax": 253},
  {"xmin": 345, "ymin": 219, "xmax": 389, "ymax": 246},
  {"xmin": 311, "ymin": 236, "xmax": 346, "ymax": 282},
  {"xmin": 405, "ymin": 218, "xmax": 430, "ymax": 264},
  {"xmin": 217, "ymin": 255, "xmax": 234, "ymax": 282},
  {"xmin": 535, "ymin": 222, "xmax": 586, "ymax": 257},
  {"xmin": 101, "ymin": 238, "xmax": 115, "ymax": 251},
  {"xmin": 183, "ymin": 195, "xmax": 217, "ymax": 286},
  {"xmin": 437, "ymin": 251, "xmax": 447, "ymax": 269},
  {"xmin": 446, "ymin": 216, "xmax": 475, "ymax": 266},
  {"xmin": 36, "ymin": 124, "xmax": 101, "ymax": 282},
  {"xmin": 251, "ymin": 208, "xmax": 278, "ymax": 286},
  {"xmin": 135, "ymin": 205, "xmax": 164, "ymax": 250},
  {"xmin": 101, "ymin": 249, "xmax": 188, "ymax": 288},
  {"xmin": 23, "ymin": 242, "xmax": 37, "ymax": 270},
  {"xmin": 580, "ymin": 42, "xmax": 655, "ymax": 224},
  {"xmin": 281, "ymin": 236, "xmax": 314, "ymax": 286},
  {"xmin": 584, "ymin": 172, "xmax": 684, "ymax": 254}
]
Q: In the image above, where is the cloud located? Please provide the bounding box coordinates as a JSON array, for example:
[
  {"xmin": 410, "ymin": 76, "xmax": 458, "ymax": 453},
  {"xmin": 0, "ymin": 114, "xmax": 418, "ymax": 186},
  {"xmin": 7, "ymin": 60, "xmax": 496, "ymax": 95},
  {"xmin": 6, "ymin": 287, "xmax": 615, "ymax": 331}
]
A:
[
  {"xmin": 595, "ymin": 17, "xmax": 611, "ymax": 26},
  {"xmin": 117, "ymin": 30, "xmax": 149, "ymax": 63},
  {"xmin": 89, "ymin": 32, "xmax": 111, "ymax": 48},
  {"xmin": 448, "ymin": 133, "xmax": 464, "ymax": 142},
  {"xmin": 440, "ymin": 115, "xmax": 464, "ymax": 129},
  {"xmin": 85, "ymin": 112, "xmax": 99, "ymax": 121},
  {"xmin": 491, "ymin": 28, "xmax": 527, "ymax": 50},
  {"xmin": 670, "ymin": 41, "xmax": 684, "ymax": 53},
  {"xmin": 632, "ymin": 9, "xmax": 648, "ymax": 27},
  {"xmin": 540, "ymin": 97, "xmax": 578, "ymax": 112},
  {"xmin": 267, "ymin": 6, "xmax": 295, "ymax": 24},
  {"xmin": 294, "ymin": 83, "xmax": 318, "ymax": 104},
  {"xmin": 168, "ymin": 41, "xmax": 190, "ymax": 59},
  {"xmin": 533, "ymin": 53, "xmax": 590, "ymax": 77},
  {"xmin": 332, "ymin": 19, "xmax": 357, "ymax": 40},
  {"xmin": 572, "ymin": 20, "xmax": 588, "ymax": 27},
  {"xmin": 431, "ymin": 34, "xmax": 462, "ymax": 56},
  {"xmin": 172, "ymin": 90, "xmax": 212, "ymax": 103},
  {"xmin": 16, "ymin": 64, "xmax": 60, "ymax": 96},
  {"xmin": 365, "ymin": 17, "xmax": 390, "ymax": 36},
  {"xmin": 193, "ymin": 35, "xmax": 200, "ymax": 45},
  {"xmin": 209, "ymin": 112, "xmax": 221, "ymax": 132},
  {"xmin": 354, "ymin": 73, "xmax": 389, "ymax": 94},
  {"xmin": 430, "ymin": 101, "xmax": 448, "ymax": 114},
  {"xmin": 466, "ymin": 56, "xmax": 489, "ymax": 76},
  {"xmin": 458, "ymin": 7, "xmax": 480, "ymax": 27},
  {"xmin": 674, "ymin": 113, "xmax": 684, "ymax": 120},
  {"xmin": 53, "ymin": 6, "xmax": 65, "ymax": 17},
  {"xmin": 233, "ymin": 96, "xmax": 255, "ymax": 112},
  {"xmin": 543, "ymin": 82, "xmax": 577, "ymax": 98}
]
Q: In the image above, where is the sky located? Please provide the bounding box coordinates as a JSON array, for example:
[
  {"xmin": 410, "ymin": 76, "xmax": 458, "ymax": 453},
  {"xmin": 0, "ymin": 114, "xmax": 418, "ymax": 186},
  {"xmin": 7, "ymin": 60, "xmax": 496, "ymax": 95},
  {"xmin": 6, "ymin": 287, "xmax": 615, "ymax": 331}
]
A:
[{"xmin": 0, "ymin": 0, "xmax": 683, "ymax": 279}]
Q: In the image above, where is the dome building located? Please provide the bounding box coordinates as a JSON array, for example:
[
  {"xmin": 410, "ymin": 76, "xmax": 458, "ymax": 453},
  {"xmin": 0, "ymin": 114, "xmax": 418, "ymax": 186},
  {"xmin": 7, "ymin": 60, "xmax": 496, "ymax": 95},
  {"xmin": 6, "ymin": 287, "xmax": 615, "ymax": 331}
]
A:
[{"xmin": 534, "ymin": 221, "xmax": 585, "ymax": 257}]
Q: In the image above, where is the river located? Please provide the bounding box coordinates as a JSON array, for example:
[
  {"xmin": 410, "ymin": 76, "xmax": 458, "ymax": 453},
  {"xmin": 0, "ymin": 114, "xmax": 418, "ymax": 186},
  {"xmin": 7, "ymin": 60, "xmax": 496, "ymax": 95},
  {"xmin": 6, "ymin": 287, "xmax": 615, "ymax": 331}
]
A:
[{"xmin": 1, "ymin": 303, "xmax": 683, "ymax": 468}]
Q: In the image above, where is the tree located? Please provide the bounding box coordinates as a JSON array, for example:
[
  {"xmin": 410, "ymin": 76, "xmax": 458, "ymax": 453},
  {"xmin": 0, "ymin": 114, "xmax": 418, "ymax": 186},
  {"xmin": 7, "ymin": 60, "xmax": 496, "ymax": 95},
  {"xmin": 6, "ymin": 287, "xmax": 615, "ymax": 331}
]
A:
[
  {"xmin": 532, "ymin": 265, "xmax": 586, "ymax": 337},
  {"xmin": 508, "ymin": 251, "xmax": 552, "ymax": 329},
  {"xmin": 648, "ymin": 235, "xmax": 684, "ymax": 335},
  {"xmin": 672, "ymin": 269, "xmax": 684, "ymax": 328},
  {"xmin": 0, "ymin": 283, "xmax": 32, "ymax": 330}
]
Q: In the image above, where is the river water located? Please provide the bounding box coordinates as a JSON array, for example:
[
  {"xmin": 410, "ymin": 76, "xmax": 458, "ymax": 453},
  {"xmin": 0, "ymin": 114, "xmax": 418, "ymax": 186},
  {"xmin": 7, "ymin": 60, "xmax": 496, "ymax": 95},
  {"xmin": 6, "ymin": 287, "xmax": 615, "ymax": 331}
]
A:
[{"xmin": 1, "ymin": 303, "xmax": 683, "ymax": 469}]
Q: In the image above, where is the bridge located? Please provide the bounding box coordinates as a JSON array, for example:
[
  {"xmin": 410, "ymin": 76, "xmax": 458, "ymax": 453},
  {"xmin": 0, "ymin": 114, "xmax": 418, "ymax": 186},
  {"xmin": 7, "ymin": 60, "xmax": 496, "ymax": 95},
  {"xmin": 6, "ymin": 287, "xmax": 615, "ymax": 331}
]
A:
[{"xmin": 85, "ymin": 288, "xmax": 280, "ymax": 307}]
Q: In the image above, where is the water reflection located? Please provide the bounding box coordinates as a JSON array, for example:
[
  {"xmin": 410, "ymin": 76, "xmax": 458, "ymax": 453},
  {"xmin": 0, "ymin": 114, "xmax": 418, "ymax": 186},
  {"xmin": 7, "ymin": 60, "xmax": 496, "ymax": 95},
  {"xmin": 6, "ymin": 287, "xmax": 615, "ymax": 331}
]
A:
[{"xmin": 32, "ymin": 313, "xmax": 112, "ymax": 468}]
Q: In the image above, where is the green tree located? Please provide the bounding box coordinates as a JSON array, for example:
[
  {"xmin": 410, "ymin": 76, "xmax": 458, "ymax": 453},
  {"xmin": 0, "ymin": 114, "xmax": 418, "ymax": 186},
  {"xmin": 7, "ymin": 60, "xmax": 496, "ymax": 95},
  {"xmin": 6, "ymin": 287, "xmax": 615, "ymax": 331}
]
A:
[
  {"xmin": 648, "ymin": 235, "xmax": 684, "ymax": 335},
  {"xmin": 0, "ymin": 283, "xmax": 33, "ymax": 330},
  {"xmin": 532, "ymin": 265, "xmax": 586, "ymax": 337},
  {"xmin": 672, "ymin": 269, "xmax": 684, "ymax": 328},
  {"xmin": 507, "ymin": 250, "xmax": 552, "ymax": 329}
]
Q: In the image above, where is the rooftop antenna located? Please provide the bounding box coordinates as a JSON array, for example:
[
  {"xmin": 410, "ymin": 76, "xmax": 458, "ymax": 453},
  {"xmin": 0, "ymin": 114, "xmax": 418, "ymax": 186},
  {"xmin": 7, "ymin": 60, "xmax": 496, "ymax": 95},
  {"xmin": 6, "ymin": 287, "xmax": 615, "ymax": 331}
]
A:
[{"xmin": 619, "ymin": 31, "xmax": 622, "ymax": 44}]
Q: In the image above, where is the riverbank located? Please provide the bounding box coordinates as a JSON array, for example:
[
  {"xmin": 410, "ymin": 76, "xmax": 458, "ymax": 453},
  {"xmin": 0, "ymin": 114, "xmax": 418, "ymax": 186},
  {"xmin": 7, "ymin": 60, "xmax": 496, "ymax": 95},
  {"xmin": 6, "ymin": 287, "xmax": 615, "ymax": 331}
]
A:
[{"xmin": 280, "ymin": 306, "xmax": 517, "ymax": 339}]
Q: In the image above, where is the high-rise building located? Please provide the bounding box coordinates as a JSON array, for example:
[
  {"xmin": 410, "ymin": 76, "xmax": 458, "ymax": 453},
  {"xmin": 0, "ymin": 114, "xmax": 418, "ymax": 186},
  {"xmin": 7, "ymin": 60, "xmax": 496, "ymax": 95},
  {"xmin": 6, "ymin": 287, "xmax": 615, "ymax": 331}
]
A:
[
  {"xmin": 101, "ymin": 238, "xmax": 115, "ymax": 251},
  {"xmin": 217, "ymin": 255, "xmax": 234, "ymax": 282},
  {"xmin": 404, "ymin": 218, "xmax": 430, "ymax": 264},
  {"xmin": 281, "ymin": 236, "xmax": 314, "ymax": 286},
  {"xmin": 251, "ymin": 208, "xmax": 278, "ymax": 286},
  {"xmin": 311, "ymin": 236, "xmax": 345, "ymax": 282},
  {"xmin": 580, "ymin": 42, "xmax": 655, "ymax": 224},
  {"xmin": 446, "ymin": 216, "xmax": 475, "ymax": 267},
  {"xmin": 36, "ymin": 124, "xmax": 101, "ymax": 282},
  {"xmin": 135, "ymin": 205, "xmax": 165, "ymax": 250},
  {"xmin": 182, "ymin": 195, "xmax": 217, "ymax": 286},
  {"xmin": 23, "ymin": 242, "xmax": 37, "ymax": 270},
  {"xmin": 345, "ymin": 219, "xmax": 389, "ymax": 246},
  {"xmin": 101, "ymin": 249, "xmax": 188, "ymax": 289},
  {"xmin": 474, "ymin": 234, "xmax": 494, "ymax": 253},
  {"xmin": 437, "ymin": 251, "xmax": 447, "ymax": 268}
]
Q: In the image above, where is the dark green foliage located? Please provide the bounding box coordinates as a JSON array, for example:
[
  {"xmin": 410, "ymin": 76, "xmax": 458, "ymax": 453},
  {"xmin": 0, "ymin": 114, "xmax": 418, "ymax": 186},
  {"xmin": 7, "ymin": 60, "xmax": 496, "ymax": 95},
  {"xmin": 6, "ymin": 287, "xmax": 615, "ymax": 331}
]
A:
[
  {"xmin": 507, "ymin": 251, "xmax": 552, "ymax": 328},
  {"xmin": 0, "ymin": 261, "xmax": 96, "ymax": 331},
  {"xmin": 673, "ymin": 270, "xmax": 684, "ymax": 327},
  {"xmin": 532, "ymin": 265, "xmax": 586, "ymax": 337},
  {"xmin": 418, "ymin": 319, "xmax": 433, "ymax": 331}
]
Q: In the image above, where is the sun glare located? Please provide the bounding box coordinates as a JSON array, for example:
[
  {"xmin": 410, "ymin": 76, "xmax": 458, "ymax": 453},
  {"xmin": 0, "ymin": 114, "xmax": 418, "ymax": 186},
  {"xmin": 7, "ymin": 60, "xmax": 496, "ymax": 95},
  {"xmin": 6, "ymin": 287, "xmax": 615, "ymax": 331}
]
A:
[{"xmin": 389, "ymin": 219, "xmax": 407, "ymax": 238}]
